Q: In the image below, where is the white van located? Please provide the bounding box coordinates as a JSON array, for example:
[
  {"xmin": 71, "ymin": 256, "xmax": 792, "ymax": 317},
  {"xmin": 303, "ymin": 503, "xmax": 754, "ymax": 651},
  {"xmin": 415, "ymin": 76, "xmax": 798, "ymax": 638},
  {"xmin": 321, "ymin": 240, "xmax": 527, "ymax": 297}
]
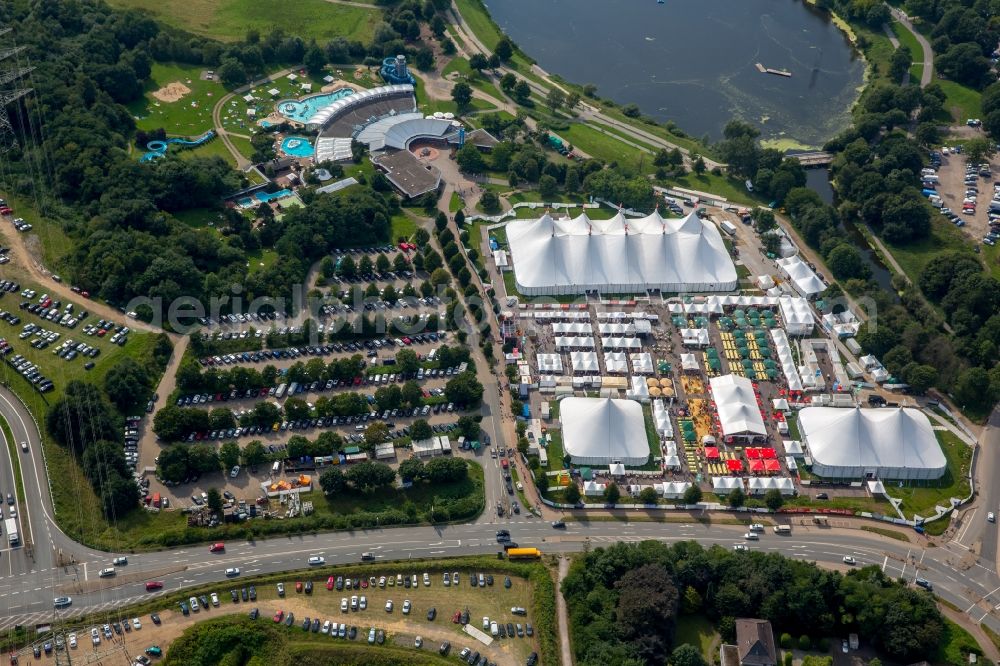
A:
[
  {"xmin": 719, "ymin": 220, "xmax": 737, "ymax": 236},
  {"xmin": 272, "ymin": 461, "xmax": 281, "ymax": 475}
]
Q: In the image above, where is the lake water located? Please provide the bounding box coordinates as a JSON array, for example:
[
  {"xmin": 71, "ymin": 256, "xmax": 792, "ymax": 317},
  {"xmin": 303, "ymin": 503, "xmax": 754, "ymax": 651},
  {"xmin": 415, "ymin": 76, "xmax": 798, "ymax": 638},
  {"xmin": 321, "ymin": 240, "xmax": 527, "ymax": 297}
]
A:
[{"xmin": 484, "ymin": 0, "xmax": 865, "ymax": 147}]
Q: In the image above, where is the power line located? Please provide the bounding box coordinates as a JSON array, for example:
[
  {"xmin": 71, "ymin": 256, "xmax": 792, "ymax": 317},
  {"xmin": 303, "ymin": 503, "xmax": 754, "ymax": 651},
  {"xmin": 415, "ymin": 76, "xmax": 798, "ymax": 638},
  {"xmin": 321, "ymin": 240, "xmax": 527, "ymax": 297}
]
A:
[{"xmin": 0, "ymin": 26, "xmax": 34, "ymax": 153}]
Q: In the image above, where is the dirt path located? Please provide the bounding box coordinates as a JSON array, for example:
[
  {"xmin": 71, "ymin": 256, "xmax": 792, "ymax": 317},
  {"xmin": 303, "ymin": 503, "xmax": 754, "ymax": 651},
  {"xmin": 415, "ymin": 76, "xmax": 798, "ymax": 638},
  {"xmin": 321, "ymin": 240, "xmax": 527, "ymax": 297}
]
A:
[
  {"xmin": 556, "ymin": 557, "xmax": 574, "ymax": 666},
  {"xmin": 0, "ymin": 228, "xmax": 163, "ymax": 336}
]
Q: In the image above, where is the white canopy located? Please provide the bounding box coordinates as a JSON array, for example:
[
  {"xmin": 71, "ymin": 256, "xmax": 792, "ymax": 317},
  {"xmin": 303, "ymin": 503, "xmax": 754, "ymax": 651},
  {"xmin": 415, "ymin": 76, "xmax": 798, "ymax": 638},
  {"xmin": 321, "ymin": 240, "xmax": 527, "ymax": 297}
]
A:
[
  {"xmin": 712, "ymin": 476, "xmax": 744, "ymax": 493},
  {"xmin": 604, "ymin": 352, "xmax": 628, "ymax": 374},
  {"xmin": 553, "ymin": 322, "xmax": 592, "ymax": 335},
  {"xmin": 630, "ymin": 353, "xmax": 653, "ymax": 374},
  {"xmin": 776, "ymin": 255, "xmax": 825, "ymax": 296},
  {"xmin": 652, "ymin": 398, "xmax": 673, "ymax": 438},
  {"xmin": 799, "ymin": 407, "xmax": 946, "ymax": 480},
  {"xmin": 656, "ymin": 481, "xmax": 691, "ymax": 497},
  {"xmin": 747, "ymin": 476, "xmax": 796, "ymax": 495},
  {"xmin": 628, "ymin": 375, "xmax": 650, "ymax": 400},
  {"xmin": 506, "ymin": 210, "xmax": 738, "ymax": 295},
  {"xmin": 599, "ymin": 322, "xmax": 637, "ymax": 336},
  {"xmin": 583, "ymin": 480, "xmax": 607, "ymax": 496},
  {"xmin": 681, "ymin": 353, "xmax": 700, "ymax": 372},
  {"xmin": 710, "ymin": 375, "xmax": 767, "ymax": 438},
  {"xmin": 770, "ymin": 329, "xmax": 804, "ymax": 392},
  {"xmin": 681, "ymin": 329, "xmax": 711, "ymax": 347},
  {"xmin": 601, "ymin": 337, "xmax": 642, "ymax": 350},
  {"xmin": 783, "ymin": 439, "xmax": 804, "ymax": 456},
  {"xmin": 609, "ymin": 463, "xmax": 626, "ymax": 476},
  {"xmin": 536, "ymin": 353, "xmax": 563, "ymax": 374},
  {"xmin": 570, "ymin": 351, "xmax": 600, "ymax": 374},
  {"xmin": 778, "ymin": 296, "xmax": 814, "ymax": 335},
  {"xmin": 555, "ymin": 336, "xmax": 595, "ymax": 349},
  {"xmin": 560, "ymin": 397, "xmax": 650, "ymax": 466}
]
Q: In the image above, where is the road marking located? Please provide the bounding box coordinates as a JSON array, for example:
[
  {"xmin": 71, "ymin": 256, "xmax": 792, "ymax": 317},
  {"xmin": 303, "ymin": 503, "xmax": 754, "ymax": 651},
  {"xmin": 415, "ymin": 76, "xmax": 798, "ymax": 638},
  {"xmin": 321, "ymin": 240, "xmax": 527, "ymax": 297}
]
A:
[
  {"xmin": 882, "ymin": 556, "xmax": 888, "ymax": 572},
  {"xmin": 955, "ymin": 508, "xmax": 977, "ymax": 543}
]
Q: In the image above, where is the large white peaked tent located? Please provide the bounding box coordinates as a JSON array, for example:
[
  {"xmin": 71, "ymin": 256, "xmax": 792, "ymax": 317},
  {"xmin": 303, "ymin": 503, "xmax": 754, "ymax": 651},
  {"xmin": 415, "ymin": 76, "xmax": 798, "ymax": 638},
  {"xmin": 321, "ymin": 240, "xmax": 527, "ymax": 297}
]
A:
[
  {"xmin": 709, "ymin": 374, "xmax": 767, "ymax": 440},
  {"xmin": 559, "ymin": 397, "xmax": 649, "ymax": 466},
  {"xmin": 799, "ymin": 407, "xmax": 946, "ymax": 480},
  {"xmin": 506, "ymin": 209, "xmax": 738, "ymax": 295}
]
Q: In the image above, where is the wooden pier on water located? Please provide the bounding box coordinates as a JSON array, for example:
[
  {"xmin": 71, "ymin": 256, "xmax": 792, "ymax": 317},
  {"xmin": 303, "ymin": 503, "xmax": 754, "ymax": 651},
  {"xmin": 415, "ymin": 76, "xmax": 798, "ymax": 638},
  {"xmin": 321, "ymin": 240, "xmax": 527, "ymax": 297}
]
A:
[{"xmin": 755, "ymin": 62, "xmax": 792, "ymax": 77}]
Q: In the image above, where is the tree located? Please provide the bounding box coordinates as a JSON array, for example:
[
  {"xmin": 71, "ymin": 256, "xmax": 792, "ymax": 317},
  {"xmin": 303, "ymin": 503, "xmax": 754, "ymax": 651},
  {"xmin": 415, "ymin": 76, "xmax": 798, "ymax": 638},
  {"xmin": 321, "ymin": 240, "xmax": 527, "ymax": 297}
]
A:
[
  {"xmin": 495, "ymin": 37, "xmax": 513, "ymax": 62},
  {"xmin": 398, "ymin": 456, "xmax": 424, "ymax": 481},
  {"xmin": 468, "ymin": 53, "xmax": 489, "ymax": 72},
  {"xmin": 410, "ymin": 419, "xmax": 433, "ymax": 441},
  {"xmin": 693, "ymin": 155, "xmax": 706, "ymax": 175},
  {"xmin": 364, "ymin": 422, "xmax": 390, "ymax": 448},
  {"xmin": 209, "ymin": 407, "xmax": 236, "ymax": 431},
  {"xmin": 401, "ymin": 380, "xmax": 424, "ymax": 408},
  {"xmin": 456, "ymin": 415, "xmax": 480, "ymax": 440},
  {"xmin": 616, "ymin": 564, "xmax": 679, "ymax": 663},
  {"xmin": 359, "ymin": 254, "xmax": 374, "ymax": 275},
  {"xmin": 103, "ymin": 357, "xmax": 151, "ymax": 411},
  {"xmin": 764, "ymin": 488, "xmax": 784, "ymax": 510},
  {"xmin": 217, "ymin": 58, "xmax": 247, "ymax": 86},
  {"xmin": 728, "ymin": 486, "xmax": 745, "ymax": 508},
  {"xmin": 566, "ymin": 91, "xmax": 581, "ymax": 111},
  {"xmin": 936, "ymin": 42, "xmax": 991, "ymax": 88},
  {"xmin": 604, "ymin": 482, "xmax": 621, "ymax": 505},
  {"xmin": 206, "ymin": 487, "xmax": 224, "ymax": 516},
  {"xmin": 538, "ymin": 174, "xmax": 558, "ymax": 200},
  {"xmin": 99, "ymin": 473, "xmax": 140, "ymax": 520},
  {"xmin": 456, "ymin": 143, "xmax": 486, "ymax": 172},
  {"xmin": 338, "ymin": 255, "xmax": 357, "ymax": 278},
  {"xmin": 669, "ymin": 644, "xmax": 707, "ymax": 666},
  {"xmin": 904, "ymin": 364, "xmax": 938, "ymax": 394},
  {"xmin": 479, "ymin": 191, "xmax": 501, "ymax": 213},
  {"xmin": 564, "ymin": 483, "xmax": 582, "ymax": 504},
  {"xmin": 513, "ymin": 80, "xmax": 531, "ymax": 103},
  {"xmin": 964, "ymin": 138, "xmax": 994, "ymax": 165},
  {"xmin": 345, "ymin": 461, "xmax": 396, "ymax": 490},
  {"xmin": 683, "ymin": 484, "xmax": 703, "ymax": 505},
  {"xmin": 546, "ymin": 88, "xmax": 565, "ymax": 112},
  {"xmin": 304, "ymin": 42, "xmax": 326, "ymax": 75},
  {"xmin": 500, "ymin": 72, "xmax": 517, "ymax": 92},
  {"xmin": 242, "ymin": 440, "xmax": 267, "ymax": 468},
  {"xmin": 219, "ymin": 441, "xmax": 241, "ymax": 469},
  {"xmin": 320, "ymin": 467, "xmax": 347, "ymax": 495},
  {"xmin": 451, "ymin": 81, "xmax": 473, "ymax": 108},
  {"xmin": 826, "ymin": 243, "xmax": 871, "ymax": 280},
  {"xmin": 445, "ymin": 372, "xmax": 484, "ymax": 406},
  {"xmin": 639, "ymin": 487, "xmax": 659, "ymax": 504}
]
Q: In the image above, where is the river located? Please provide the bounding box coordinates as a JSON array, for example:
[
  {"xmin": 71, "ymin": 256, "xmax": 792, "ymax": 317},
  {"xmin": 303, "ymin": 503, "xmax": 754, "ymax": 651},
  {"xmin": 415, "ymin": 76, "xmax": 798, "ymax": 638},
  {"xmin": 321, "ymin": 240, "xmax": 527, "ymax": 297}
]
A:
[{"xmin": 483, "ymin": 0, "xmax": 865, "ymax": 148}]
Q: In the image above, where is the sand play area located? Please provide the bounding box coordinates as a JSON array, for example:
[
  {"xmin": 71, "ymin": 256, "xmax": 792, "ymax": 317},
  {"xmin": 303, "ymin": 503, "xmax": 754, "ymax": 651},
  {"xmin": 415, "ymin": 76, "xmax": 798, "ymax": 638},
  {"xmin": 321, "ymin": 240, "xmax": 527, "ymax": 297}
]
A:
[{"xmin": 151, "ymin": 81, "xmax": 191, "ymax": 103}]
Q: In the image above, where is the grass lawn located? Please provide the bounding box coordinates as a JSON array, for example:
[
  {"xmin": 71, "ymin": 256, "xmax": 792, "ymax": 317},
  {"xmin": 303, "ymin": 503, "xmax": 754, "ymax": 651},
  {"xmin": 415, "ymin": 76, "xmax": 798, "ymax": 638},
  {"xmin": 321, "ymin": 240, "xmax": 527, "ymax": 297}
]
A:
[
  {"xmin": 453, "ymin": 0, "xmax": 504, "ymax": 50},
  {"xmin": 128, "ymin": 62, "xmax": 224, "ymax": 136},
  {"xmin": 893, "ymin": 431, "xmax": 971, "ymax": 517},
  {"xmin": 172, "ymin": 207, "xmax": 226, "ymax": 231},
  {"xmin": 247, "ymin": 248, "xmax": 279, "ymax": 273},
  {"xmin": 228, "ymin": 134, "xmax": 256, "ymax": 161},
  {"xmin": 935, "ymin": 79, "xmax": 982, "ymax": 123},
  {"xmin": 179, "ymin": 136, "xmax": 240, "ymax": 164},
  {"xmin": 449, "ymin": 192, "xmax": 465, "ymax": 213},
  {"xmin": 559, "ymin": 123, "xmax": 650, "ymax": 173},
  {"xmin": 0, "ymin": 193, "xmax": 75, "ymax": 269},
  {"xmin": 668, "ymin": 172, "xmax": 760, "ymax": 206},
  {"xmin": 885, "ymin": 216, "xmax": 975, "ymax": 285},
  {"xmin": 674, "ymin": 615, "xmax": 718, "ymax": 662},
  {"xmin": 936, "ymin": 617, "xmax": 985, "ymax": 665},
  {"xmin": 390, "ymin": 212, "xmax": 418, "ymax": 242},
  {"xmin": 544, "ymin": 428, "xmax": 564, "ymax": 472},
  {"xmin": 108, "ymin": 0, "xmax": 380, "ymax": 43}
]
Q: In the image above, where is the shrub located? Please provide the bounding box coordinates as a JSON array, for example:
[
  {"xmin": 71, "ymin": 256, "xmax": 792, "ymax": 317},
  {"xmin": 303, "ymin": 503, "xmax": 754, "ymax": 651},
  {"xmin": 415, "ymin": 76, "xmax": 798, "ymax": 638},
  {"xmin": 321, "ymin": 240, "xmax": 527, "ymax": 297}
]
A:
[{"xmin": 798, "ymin": 635, "xmax": 811, "ymax": 650}]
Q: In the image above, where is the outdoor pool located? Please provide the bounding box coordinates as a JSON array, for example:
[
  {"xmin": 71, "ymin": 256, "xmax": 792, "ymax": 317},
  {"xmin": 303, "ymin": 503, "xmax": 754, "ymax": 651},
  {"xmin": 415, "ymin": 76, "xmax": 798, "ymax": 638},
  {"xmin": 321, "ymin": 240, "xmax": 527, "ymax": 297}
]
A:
[
  {"xmin": 237, "ymin": 188, "xmax": 294, "ymax": 207},
  {"xmin": 280, "ymin": 136, "xmax": 314, "ymax": 158},
  {"xmin": 277, "ymin": 89, "xmax": 354, "ymax": 124}
]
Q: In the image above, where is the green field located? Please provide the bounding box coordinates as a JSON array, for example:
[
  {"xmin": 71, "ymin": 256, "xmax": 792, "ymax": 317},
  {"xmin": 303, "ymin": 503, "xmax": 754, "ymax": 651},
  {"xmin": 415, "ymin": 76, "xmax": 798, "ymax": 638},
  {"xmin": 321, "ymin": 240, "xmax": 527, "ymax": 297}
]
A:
[
  {"xmin": 108, "ymin": 0, "xmax": 380, "ymax": 43},
  {"xmin": 128, "ymin": 62, "xmax": 223, "ymax": 136},
  {"xmin": 674, "ymin": 615, "xmax": 718, "ymax": 662},
  {"xmin": 0, "ymin": 193, "xmax": 75, "ymax": 269},
  {"xmin": 935, "ymin": 79, "xmax": 982, "ymax": 123}
]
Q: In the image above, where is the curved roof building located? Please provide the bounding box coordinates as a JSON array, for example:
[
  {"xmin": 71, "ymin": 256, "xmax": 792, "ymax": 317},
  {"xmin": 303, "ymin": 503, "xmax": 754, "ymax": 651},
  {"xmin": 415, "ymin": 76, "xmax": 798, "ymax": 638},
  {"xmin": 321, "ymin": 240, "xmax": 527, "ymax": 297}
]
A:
[
  {"xmin": 306, "ymin": 84, "xmax": 415, "ymax": 130},
  {"xmin": 506, "ymin": 210, "xmax": 737, "ymax": 295},
  {"xmin": 559, "ymin": 397, "xmax": 649, "ymax": 466},
  {"xmin": 799, "ymin": 407, "xmax": 946, "ymax": 480}
]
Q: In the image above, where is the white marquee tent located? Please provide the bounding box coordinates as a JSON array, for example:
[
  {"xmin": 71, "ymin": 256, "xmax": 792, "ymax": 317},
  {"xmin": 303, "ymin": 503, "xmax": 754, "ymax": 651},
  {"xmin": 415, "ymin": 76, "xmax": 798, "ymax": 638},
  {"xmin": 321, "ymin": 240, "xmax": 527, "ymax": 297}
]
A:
[
  {"xmin": 770, "ymin": 329, "xmax": 804, "ymax": 392},
  {"xmin": 655, "ymin": 481, "xmax": 692, "ymax": 498},
  {"xmin": 709, "ymin": 375, "xmax": 767, "ymax": 440},
  {"xmin": 631, "ymin": 353, "xmax": 653, "ymax": 375},
  {"xmin": 747, "ymin": 477, "xmax": 796, "ymax": 495},
  {"xmin": 604, "ymin": 352, "xmax": 628, "ymax": 374},
  {"xmin": 506, "ymin": 210, "xmax": 738, "ymax": 295},
  {"xmin": 798, "ymin": 407, "xmax": 946, "ymax": 480},
  {"xmin": 555, "ymin": 336, "xmax": 595, "ymax": 350},
  {"xmin": 560, "ymin": 397, "xmax": 650, "ymax": 466},
  {"xmin": 653, "ymin": 399, "xmax": 674, "ymax": 438},
  {"xmin": 552, "ymin": 322, "xmax": 592, "ymax": 335},
  {"xmin": 570, "ymin": 351, "xmax": 600, "ymax": 374},
  {"xmin": 536, "ymin": 353, "xmax": 563, "ymax": 374},
  {"xmin": 712, "ymin": 477, "xmax": 744, "ymax": 494},
  {"xmin": 681, "ymin": 353, "xmax": 700, "ymax": 372},
  {"xmin": 776, "ymin": 255, "xmax": 826, "ymax": 296},
  {"xmin": 681, "ymin": 329, "xmax": 711, "ymax": 347},
  {"xmin": 627, "ymin": 375, "xmax": 650, "ymax": 401},
  {"xmin": 778, "ymin": 296, "xmax": 815, "ymax": 335},
  {"xmin": 601, "ymin": 337, "xmax": 642, "ymax": 350}
]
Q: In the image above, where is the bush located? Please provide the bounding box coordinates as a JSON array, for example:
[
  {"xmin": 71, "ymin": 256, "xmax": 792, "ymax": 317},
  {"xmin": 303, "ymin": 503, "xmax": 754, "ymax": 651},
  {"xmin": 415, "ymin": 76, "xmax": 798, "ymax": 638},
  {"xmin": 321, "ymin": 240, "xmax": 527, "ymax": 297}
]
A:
[
  {"xmin": 798, "ymin": 635, "xmax": 811, "ymax": 650},
  {"xmin": 780, "ymin": 633, "xmax": 793, "ymax": 650}
]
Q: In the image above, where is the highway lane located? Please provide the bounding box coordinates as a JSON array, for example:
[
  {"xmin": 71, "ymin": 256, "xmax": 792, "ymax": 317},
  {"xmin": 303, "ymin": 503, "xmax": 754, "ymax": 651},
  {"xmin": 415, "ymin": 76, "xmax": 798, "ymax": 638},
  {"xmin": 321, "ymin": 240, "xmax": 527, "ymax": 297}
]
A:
[
  {"xmin": 4, "ymin": 519, "xmax": 999, "ymax": 632},
  {"xmin": 5, "ymin": 380, "xmax": 1000, "ymax": 639}
]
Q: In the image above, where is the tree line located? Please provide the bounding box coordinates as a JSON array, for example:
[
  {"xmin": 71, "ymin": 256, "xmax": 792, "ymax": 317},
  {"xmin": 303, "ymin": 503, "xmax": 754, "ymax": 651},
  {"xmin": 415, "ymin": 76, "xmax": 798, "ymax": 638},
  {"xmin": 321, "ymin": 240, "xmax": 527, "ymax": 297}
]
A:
[{"xmin": 562, "ymin": 540, "xmax": 945, "ymax": 666}]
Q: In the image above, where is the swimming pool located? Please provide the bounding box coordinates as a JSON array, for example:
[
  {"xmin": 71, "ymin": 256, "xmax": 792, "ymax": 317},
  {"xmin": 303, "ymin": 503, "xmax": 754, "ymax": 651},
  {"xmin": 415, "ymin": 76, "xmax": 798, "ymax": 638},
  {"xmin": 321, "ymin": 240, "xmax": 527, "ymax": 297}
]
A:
[
  {"xmin": 277, "ymin": 89, "xmax": 354, "ymax": 124},
  {"xmin": 280, "ymin": 136, "xmax": 314, "ymax": 158},
  {"xmin": 237, "ymin": 188, "xmax": 294, "ymax": 207}
]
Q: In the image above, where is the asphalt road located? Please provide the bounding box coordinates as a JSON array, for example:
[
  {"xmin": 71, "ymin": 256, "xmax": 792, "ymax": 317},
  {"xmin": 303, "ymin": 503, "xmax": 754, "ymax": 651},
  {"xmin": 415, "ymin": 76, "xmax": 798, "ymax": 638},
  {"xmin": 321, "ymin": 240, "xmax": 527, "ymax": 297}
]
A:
[{"xmin": 5, "ymin": 384, "xmax": 1000, "ymax": 641}]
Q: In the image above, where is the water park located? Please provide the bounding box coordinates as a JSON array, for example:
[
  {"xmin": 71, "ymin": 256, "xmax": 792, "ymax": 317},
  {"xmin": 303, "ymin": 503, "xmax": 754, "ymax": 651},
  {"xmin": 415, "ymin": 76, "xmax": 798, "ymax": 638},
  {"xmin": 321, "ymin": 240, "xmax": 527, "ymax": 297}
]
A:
[
  {"xmin": 236, "ymin": 188, "xmax": 296, "ymax": 208},
  {"xmin": 279, "ymin": 136, "xmax": 315, "ymax": 158},
  {"xmin": 275, "ymin": 89, "xmax": 354, "ymax": 124},
  {"xmin": 138, "ymin": 130, "xmax": 216, "ymax": 162}
]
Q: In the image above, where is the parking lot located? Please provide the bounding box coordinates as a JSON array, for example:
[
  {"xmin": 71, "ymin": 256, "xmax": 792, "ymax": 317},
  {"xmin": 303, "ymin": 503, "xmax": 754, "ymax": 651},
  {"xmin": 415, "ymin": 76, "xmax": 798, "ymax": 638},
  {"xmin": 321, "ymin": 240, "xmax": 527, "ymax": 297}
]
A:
[{"xmin": 927, "ymin": 146, "xmax": 997, "ymax": 245}]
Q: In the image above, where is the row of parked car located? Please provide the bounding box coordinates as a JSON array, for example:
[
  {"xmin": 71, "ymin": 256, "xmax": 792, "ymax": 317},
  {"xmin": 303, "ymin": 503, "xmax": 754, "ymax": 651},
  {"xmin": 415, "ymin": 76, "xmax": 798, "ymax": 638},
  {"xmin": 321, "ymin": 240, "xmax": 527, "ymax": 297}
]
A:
[{"xmin": 3, "ymin": 352, "xmax": 54, "ymax": 393}]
